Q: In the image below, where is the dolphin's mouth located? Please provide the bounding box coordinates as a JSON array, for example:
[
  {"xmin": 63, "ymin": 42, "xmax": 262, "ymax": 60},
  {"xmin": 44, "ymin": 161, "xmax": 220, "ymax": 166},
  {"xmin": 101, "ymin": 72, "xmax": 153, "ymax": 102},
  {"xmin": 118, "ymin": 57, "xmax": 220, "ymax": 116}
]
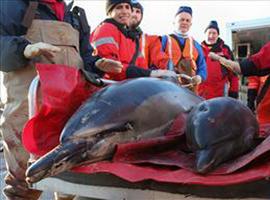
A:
[{"xmin": 26, "ymin": 141, "xmax": 88, "ymax": 183}]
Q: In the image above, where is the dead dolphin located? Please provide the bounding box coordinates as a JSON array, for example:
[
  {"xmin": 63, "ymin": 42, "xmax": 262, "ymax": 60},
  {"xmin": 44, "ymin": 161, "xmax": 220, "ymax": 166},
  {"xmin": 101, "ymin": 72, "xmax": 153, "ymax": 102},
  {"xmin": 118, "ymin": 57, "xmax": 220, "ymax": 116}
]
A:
[
  {"xmin": 186, "ymin": 97, "xmax": 258, "ymax": 174},
  {"xmin": 26, "ymin": 77, "xmax": 203, "ymax": 183}
]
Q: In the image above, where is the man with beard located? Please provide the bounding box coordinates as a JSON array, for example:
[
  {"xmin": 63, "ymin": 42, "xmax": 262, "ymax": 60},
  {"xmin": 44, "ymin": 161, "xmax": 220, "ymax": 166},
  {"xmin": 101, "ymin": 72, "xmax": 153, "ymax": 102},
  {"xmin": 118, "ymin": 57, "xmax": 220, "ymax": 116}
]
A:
[{"xmin": 128, "ymin": 1, "xmax": 168, "ymax": 69}]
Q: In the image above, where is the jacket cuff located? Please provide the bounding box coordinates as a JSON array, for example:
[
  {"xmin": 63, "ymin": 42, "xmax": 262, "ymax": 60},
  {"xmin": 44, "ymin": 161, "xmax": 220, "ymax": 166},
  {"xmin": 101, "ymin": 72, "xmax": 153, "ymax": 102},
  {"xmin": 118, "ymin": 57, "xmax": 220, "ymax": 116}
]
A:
[
  {"xmin": 17, "ymin": 38, "xmax": 31, "ymax": 58},
  {"xmin": 126, "ymin": 65, "xmax": 151, "ymax": 78},
  {"xmin": 90, "ymin": 56, "xmax": 105, "ymax": 77},
  {"xmin": 240, "ymin": 59, "xmax": 257, "ymax": 76},
  {"xmin": 228, "ymin": 91, "xmax": 238, "ymax": 99}
]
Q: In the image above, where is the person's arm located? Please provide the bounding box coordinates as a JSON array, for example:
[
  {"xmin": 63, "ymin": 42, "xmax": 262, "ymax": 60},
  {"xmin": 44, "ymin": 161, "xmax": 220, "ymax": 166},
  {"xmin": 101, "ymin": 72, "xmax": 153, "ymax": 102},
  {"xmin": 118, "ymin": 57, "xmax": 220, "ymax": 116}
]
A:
[
  {"xmin": 0, "ymin": 2, "xmax": 61, "ymax": 72},
  {"xmin": 91, "ymin": 23, "xmax": 129, "ymax": 80},
  {"xmin": 147, "ymin": 35, "xmax": 169, "ymax": 69},
  {"xmin": 0, "ymin": 35, "xmax": 31, "ymax": 72},
  {"xmin": 224, "ymin": 45, "xmax": 239, "ymax": 98},
  {"xmin": 240, "ymin": 42, "xmax": 270, "ymax": 76},
  {"xmin": 209, "ymin": 42, "xmax": 270, "ymax": 77},
  {"xmin": 0, "ymin": 1, "xmax": 32, "ymax": 72},
  {"xmin": 194, "ymin": 41, "xmax": 207, "ymax": 81}
]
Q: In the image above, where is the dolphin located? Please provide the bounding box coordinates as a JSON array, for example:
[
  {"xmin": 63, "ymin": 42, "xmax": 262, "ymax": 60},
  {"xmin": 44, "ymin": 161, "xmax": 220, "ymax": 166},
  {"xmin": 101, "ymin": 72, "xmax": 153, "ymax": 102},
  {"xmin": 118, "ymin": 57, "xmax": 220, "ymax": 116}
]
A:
[
  {"xmin": 186, "ymin": 97, "xmax": 258, "ymax": 174},
  {"xmin": 26, "ymin": 77, "xmax": 203, "ymax": 183}
]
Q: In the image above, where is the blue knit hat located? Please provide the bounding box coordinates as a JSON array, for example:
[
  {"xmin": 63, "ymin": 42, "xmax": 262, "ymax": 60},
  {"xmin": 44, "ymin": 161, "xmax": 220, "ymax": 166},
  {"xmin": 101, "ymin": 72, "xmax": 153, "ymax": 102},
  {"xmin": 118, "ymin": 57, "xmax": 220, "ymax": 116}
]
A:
[
  {"xmin": 175, "ymin": 6, "xmax": 192, "ymax": 16},
  {"xmin": 205, "ymin": 20, "xmax": 220, "ymax": 34},
  {"xmin": 132, "ymin": 1, "xmax": 144, "ymax": 14},
  {"xmin": 106, "ymin": 0, "xmax": 132, "ymax": 15}
]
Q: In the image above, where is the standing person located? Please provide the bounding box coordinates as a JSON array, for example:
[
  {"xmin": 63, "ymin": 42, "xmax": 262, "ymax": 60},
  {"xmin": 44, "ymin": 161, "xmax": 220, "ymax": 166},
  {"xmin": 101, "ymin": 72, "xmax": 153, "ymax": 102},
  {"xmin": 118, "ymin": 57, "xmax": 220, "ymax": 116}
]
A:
[
  {"xmin": 247, "ymin": 76, "xmax": 267, "ymax": 112},
  {"xmin": 209, "ymin": 42, "xmax": 270, "ymax": 137},
  {"xmin": 0, "ymin": 0, "xmax": 122, "ymax": 199},
  {"xmin": 128, "ymin": 1, "xmax": 168, "ymax": 69},
  {"xmin": 91, "ymin": 0, "xmax": 176, "ymax": 81},
  {"xmin": 198, "ymin": 20, "xmax": 239, "ymax": 99},
  {"xmin": 160, "ymin": 6, "xmax": 207, "ymax": 92}
]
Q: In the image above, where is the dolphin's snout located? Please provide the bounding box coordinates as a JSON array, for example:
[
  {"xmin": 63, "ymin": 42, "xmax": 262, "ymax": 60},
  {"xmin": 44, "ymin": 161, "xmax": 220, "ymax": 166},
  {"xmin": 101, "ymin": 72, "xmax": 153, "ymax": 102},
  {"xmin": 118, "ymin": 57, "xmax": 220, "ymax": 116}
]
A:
[{"xmin": 26, "ymin": 141, "xmax": 87, "ymax": 183}]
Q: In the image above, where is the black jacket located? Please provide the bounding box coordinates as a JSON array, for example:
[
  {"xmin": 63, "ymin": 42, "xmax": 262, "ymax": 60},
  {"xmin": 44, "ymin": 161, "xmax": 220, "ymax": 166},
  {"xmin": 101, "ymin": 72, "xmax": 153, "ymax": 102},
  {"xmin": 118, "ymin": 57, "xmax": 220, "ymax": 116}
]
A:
[{"xmin": 0, "ymin": 0, "xmax": 99, "ymax": 72}]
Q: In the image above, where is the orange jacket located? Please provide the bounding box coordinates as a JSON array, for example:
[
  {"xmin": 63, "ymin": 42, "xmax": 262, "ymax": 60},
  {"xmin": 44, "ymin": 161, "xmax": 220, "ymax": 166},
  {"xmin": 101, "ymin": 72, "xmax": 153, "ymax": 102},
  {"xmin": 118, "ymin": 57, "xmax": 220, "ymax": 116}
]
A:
[
  {"xmin": 139, "ymin": 34, "xmax": 167, "ymax": 69},
  {"xmin": 248, "ymin": 76, "xmax": 267, "ymax": 91},
  {"xmin": 91, "ymin": 19, "xmax": 148, "ymax": 81}
]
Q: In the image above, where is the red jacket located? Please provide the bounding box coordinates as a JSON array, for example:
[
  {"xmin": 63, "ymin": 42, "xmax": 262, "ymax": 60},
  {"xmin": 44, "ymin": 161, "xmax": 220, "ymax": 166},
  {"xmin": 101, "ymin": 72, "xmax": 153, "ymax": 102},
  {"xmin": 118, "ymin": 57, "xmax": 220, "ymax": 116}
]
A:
[
  {"xmin": 91, "ymin": 19, "xmax": 148, "ymax": 81},
  {"xmin": 241, "ymin": 42, "xmax": 270, "ymax": 74},
  {"xmin": 198, "ymin": 38, "xmax": 239, "ymax": 99},
  {"xmin": 240, "ymin": 42, "xmax": 270, "ymax": 137}
]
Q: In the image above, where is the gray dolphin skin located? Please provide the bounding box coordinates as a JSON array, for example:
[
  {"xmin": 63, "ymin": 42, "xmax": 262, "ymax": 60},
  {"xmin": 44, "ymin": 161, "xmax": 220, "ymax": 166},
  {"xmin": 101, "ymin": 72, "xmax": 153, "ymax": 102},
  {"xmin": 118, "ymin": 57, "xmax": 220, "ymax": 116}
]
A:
[
  {"xmin": 26, "ymin": 77, "xmax": 203, "ymax": 183},
  {"xmin": 186, "ymin": 97, "xmax": 258, "ymax": 174}
]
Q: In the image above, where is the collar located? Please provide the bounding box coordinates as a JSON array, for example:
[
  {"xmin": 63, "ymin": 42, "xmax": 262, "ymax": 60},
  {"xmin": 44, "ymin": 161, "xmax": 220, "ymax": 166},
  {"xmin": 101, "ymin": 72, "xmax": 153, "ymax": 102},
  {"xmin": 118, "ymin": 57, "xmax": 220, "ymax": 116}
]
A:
[
  {"xmin": 173, "ymin": 30, "xmax": 189, "ymax": 38},
  {"xmin": 104, "ymin": 18, "xmax": 137, "ymax": 40}
]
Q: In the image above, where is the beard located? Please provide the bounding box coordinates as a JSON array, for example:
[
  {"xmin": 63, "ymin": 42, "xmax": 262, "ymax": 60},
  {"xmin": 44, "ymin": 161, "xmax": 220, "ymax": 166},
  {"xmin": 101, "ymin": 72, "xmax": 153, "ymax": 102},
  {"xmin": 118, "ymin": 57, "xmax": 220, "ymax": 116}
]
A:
[{"xmin": 129, "ymin": 17, "xmax": 142, "ymax": 30}]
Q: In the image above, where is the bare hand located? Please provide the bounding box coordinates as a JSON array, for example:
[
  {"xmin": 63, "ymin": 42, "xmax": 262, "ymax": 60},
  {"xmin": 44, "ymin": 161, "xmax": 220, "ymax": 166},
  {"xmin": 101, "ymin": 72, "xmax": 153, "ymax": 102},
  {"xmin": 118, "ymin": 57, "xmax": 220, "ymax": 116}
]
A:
[
  {"xmin": 24, "ymin": 42, "xmax": 61, "ymax": 59},
  {"xmin": 209, "ymin": 52, "xmax": 241, "ymax": 74},
  {"xmin": 95, "ymin": 58, "xmax": 123, "ymax": 73}
]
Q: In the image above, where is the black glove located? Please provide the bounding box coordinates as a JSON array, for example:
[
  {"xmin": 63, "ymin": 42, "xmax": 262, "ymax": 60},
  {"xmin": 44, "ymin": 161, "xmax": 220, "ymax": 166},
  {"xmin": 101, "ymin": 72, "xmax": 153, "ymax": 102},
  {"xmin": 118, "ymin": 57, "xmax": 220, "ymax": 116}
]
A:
[{"xmin": 80, "ymin": 69, "xmax": 104, "ymax": 87}]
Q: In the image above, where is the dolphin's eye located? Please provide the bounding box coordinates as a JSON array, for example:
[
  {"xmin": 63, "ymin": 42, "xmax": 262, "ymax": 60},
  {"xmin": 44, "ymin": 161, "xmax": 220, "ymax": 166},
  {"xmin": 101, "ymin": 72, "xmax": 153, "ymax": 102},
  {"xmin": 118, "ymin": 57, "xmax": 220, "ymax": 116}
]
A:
[{"xmin": 198, "ymin": 104, "xmax": 208, "ymax": 112}]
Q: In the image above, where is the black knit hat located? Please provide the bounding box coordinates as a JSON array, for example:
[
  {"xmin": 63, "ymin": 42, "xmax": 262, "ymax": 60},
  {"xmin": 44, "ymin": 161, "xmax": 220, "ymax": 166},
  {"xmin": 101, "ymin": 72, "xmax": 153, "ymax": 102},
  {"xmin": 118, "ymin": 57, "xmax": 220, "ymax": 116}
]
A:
[
  {"xmin": 132, "ymin": 1, "xmax": 144, "ymax": 14},
  {"xmin": 106, "ymin": 0, "xmax": 132, "ymax": 15},
  {"xmin": 205, "ymin": 20, "xmax": 220, "ymax": 34},
  {"xmin": 175, "ymin": 6, "xmax": 192, "ymax": 16}
]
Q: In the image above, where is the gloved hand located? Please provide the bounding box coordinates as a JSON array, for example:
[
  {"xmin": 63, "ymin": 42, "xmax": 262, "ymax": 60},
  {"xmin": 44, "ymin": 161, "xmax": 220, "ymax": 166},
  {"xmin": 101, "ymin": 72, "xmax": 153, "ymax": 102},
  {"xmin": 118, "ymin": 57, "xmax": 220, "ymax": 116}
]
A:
[
  {"xmin": 208, "ymin": 52, "xmax": 241, "ymax": 74},
  {"xmin": 95, "ymin": 58, "xmax": 123, "ymax": 73},
  {"xmin": 81, "ymin": 69, "xmax": 103, "ymax": 87},
  {"xmin": 191, "ymin": 75, "xmax": 202, "ymax": 85},
  {"xmin": 24, "ymin": 42, "xmax": 61, "ymax": 59},
  {"xmin": 150, "ymin": 70, "xmax": 177, "ymax": 78}
]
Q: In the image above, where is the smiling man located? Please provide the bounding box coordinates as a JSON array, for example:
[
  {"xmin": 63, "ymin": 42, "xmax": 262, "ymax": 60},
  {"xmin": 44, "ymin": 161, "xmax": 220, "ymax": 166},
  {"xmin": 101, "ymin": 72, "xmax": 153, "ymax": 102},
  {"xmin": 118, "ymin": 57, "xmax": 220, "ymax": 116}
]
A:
[{"xmin": 91, "ymin": 0, "xmax": 177, "ymax": 81}]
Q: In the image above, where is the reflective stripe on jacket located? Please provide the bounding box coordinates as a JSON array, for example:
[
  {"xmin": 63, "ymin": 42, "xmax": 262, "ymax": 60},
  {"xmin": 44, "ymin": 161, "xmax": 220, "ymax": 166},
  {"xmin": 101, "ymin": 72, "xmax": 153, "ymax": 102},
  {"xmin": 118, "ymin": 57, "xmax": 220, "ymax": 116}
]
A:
[
  {"xmin": 91, "ymin": 20, "xmax": 148, "ymax": 81},
  {"xmin": 161, "ymin": 34, "xmax": 207, "ymax": 80},
  {"xmin": 140, "ymin": 34, "xmax": 167, "ymax": 69},
  {"xmin": 248, "ymin": 76, "xmax": 267, "ymax": 91}
]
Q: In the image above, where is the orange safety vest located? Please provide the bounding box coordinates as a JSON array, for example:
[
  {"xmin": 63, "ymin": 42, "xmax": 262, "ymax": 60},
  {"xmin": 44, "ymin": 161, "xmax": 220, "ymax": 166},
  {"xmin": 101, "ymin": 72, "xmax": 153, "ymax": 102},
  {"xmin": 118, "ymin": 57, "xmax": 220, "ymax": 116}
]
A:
[{"xmin": 164, "ymin": 35, "xmax": 198, "ymax": 77}]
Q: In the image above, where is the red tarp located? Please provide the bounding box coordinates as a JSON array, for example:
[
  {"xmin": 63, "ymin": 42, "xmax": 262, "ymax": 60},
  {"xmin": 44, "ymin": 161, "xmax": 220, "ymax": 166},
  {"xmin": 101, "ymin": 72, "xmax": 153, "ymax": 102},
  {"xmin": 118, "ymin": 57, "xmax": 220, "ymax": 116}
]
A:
[
  {"xmin": 22, "ymin": 64, "xmax": 98, "ymax": 156},
  {"xmin": 23, "ymin": 65, "xmax": 270, "ymax": 186}
]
